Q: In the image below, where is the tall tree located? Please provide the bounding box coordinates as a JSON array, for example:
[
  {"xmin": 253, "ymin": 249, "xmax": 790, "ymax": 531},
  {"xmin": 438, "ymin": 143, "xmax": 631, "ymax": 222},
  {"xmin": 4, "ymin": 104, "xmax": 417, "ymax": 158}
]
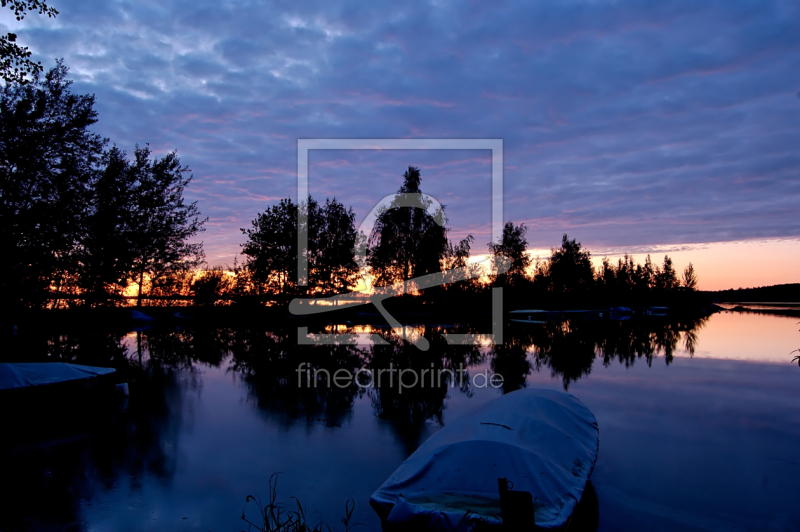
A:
[
  {"xmin": 655, "ymin": 255, "xmax": 679, "ymax": 291},
  {"xmin": 639, "ymin": 254, "xmax": 656, "ymax": 291},
  {"xmin": 312, "ymin": 198, "xmax": 361, "ymax": 295},
  {"xmin": 1, "ymin": 1, "xmax": 58, "ymax": 84},
  {"xmin": 488, "ymin": 222, "xmax": 531, "ymax": 287},
  {"xmin": 126, "ymin": 145, "xmax": 206, "ymax": 306},
  {"xmin": 548, "ymin": 234, "xmax": 594, "ymax": 294},
  {"xmin": 241, "ymin": 198, "xmax": 299, "ymax": 295},
  {"xmin": 79, "ymin": 146, "xmax": 137, "ymax": 304},
  {"xmin": 0, "ymin": 61, "xmax": 104, "ymax": 308},
  {"xmin": 682, "ymin": 262, "xmax": 698, "ymax": 290},
  {"xmin": 241, "ymin": 197, "xmax": 361, "ymax": 296},
  {"xmin": 367, "ymin": 166, "xmax": 448, "ymax": 290}
]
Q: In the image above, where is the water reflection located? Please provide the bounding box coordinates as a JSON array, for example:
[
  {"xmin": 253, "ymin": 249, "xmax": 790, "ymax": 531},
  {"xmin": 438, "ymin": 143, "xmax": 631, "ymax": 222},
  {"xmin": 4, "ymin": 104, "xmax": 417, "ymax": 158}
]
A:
[
  {"xmin": 0, "ymin": 314, "xmax": 714, "ymax": 531},
  {"xmin": 230, "ymin": 328, "xmax": 367, "ymax": 427},
  {"xmin": 502, "ymin": 315, "xmax": 710, "ymax": 389},
  {"xmin": 1, "ymin": 367, "xmax": 183, "ymax": 532}
]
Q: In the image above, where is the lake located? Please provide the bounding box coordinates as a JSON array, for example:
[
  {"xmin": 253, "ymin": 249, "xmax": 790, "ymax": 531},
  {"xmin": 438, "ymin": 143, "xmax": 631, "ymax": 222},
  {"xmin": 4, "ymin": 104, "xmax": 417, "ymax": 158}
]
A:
[{"xmin": 2, "ymin": 310, "xmax": 799, "ymax": 531}]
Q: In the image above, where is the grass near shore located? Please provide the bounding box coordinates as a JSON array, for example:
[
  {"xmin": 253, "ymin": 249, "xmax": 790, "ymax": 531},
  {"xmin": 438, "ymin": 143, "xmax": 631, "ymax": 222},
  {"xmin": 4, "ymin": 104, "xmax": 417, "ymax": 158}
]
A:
[{"xmin": 241, "ymin": 473, "xmax": 358, "ymax": 532}]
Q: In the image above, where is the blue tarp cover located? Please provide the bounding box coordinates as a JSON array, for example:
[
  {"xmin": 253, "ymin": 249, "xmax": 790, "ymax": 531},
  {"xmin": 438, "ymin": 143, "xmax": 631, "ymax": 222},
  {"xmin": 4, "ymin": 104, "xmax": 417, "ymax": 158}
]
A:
[
  {"xmin": 0, "ymin": 363, "xmax": 115, "ymax": 391},
  {"xmin": 370, "ymin": 388, "xmax": 599, "ymax": 530}
]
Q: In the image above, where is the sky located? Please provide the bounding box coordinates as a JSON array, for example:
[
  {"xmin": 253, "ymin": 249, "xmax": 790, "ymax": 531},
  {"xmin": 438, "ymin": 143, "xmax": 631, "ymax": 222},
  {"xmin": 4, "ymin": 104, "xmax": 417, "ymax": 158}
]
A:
[{"xmin": 4, "ymin": 0, "xmax": 800, "ymax": 290}]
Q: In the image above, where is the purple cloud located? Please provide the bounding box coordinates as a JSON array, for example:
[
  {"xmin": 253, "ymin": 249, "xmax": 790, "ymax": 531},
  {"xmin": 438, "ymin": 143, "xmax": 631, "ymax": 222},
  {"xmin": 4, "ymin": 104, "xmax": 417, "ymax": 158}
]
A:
[{"xmin": 6, "ymin": 0, "xmax": 800, "ymax": 263}]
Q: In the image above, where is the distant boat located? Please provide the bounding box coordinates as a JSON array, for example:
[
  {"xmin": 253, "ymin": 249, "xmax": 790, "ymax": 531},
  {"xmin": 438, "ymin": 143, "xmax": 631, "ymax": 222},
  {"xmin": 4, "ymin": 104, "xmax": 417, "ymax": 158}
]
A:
[
  {"xmin": 131, "ymin": 310, "xmax": 154, "ymax": 321},
  {"xmin": 370, "ymin": 388, "xmax": 600, "ymax": 531},
  {"xmin": 547, "ymin": 309, "xmax": 602, "ymax": 320},
  {"xmin": 508, "ymin": 310, "xmax": 549, "ymax": 323},
  {"xmin": 608, "ymin": 307, "xmax": 633, "ymax": 320}
]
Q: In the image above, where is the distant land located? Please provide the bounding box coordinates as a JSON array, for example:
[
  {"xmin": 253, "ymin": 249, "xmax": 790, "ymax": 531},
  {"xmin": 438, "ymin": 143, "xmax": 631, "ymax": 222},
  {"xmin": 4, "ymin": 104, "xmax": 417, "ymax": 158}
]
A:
[{"xmin": 704, "ymin": 283, "xmax": 800, "ymax": 303}]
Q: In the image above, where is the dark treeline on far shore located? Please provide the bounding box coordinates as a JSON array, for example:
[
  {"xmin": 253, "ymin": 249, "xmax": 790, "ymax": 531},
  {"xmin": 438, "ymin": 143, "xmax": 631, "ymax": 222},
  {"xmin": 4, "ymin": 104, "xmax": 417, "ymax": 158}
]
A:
[
  {"xmin": 705, "ymin": 284, "xmax": 800, "ymax": 303},
  {"xmin": 3, "ymin": 64, "xmax": 707, "ymax": 313}
]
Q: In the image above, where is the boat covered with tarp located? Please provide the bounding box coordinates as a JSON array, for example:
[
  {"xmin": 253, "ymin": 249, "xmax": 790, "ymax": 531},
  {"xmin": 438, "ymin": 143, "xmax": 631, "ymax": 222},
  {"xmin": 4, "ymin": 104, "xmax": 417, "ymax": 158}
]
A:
[
  {"xmin": 370, "ymin": 388, "xmax": 599, "ymax": 531},
  {"xmin": 0, "ymin": 363, "xmax": 116, "ymax": 392},
  {"xmin": 1, "ymin": 363, "xmax": 124, "ymax": 444}
]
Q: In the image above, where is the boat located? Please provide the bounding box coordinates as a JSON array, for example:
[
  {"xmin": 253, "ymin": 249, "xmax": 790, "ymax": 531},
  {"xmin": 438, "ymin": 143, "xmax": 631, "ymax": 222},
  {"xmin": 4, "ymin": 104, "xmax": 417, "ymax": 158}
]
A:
[
  {"xmin": 0, "ymin": 363, "xmax": 127, "ymax": 439},
  {"xmin": 131, "ymin": 310, "xmax": 154, "ymax": 321},
  {"xmin": 608, "ymin": 307, "xmax": 633, "ymax": 320},
  {"xmin": 0, "ymin": 362, "xmax": 117, "ymax": 392},
  {"xmin": 370, "ymin": 388, "xmax": 600, "ymax": 531},
  {"xmin": 508, "ymin": 310, "xmax": 549, "ymax": 324}
]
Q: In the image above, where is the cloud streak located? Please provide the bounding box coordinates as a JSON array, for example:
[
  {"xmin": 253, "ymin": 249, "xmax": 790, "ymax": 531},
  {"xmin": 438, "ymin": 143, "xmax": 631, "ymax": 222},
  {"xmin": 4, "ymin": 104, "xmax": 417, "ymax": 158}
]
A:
[{"xmin": 6, "ymin": 0, "xmax": 800, "ymax": 263}]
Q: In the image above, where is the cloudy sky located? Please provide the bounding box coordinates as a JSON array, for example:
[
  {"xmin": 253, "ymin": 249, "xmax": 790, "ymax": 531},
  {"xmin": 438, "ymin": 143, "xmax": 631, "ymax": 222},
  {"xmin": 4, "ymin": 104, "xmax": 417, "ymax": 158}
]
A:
[{"xmin": 5, "ymin": 0, "xmax": 800, "ymax": 288}]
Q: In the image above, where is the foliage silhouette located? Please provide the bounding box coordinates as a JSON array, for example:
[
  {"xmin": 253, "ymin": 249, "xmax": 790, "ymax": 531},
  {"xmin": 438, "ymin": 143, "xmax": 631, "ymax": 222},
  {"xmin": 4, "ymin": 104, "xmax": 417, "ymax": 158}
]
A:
[
  {"xmin": 0, "ymin": 0, "xmax": 58, "ymax": 84},
  {"xmin": 367, "ymin": 166, "xmax": 451, "ymax": 290},
  {"xmin": 0, "ymin": 61, "xmax": 104, "ymax": 308},
  {"xmin": 242, "ymin": 197, "xmax": 360, "ymax": 297},
  {"xmin": 1, "ymin": 62, "xmax": 207, "ymax": 308},
  {"xmin": 488, "ymin": 222, "xmax": 531, "ymax": 289},
  {"xmin": 125, "ymin": 144, "xmax": 206, "ymax": 307}
]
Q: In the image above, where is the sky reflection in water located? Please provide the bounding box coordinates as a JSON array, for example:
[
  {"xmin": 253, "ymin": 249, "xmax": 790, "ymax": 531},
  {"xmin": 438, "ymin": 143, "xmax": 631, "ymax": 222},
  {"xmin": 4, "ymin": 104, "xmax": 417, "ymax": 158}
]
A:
[{"xmin": 1, "ymin": 311, "xmax": 799, "ymax": 532}]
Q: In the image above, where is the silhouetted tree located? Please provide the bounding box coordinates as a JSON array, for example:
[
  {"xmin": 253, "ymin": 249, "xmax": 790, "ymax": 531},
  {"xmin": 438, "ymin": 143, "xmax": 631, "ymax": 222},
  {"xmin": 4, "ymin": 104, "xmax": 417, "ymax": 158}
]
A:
[
  {"xmin": 548, "ymin": 234, "xmax": 594, "ymax": 294},
  {"xmin": 597, "ymin": 256, "xmax": 617, "ymax": 296},
  {"xmin": 638, "ymin": 254, "xmax": 656, "ymax": 292},
  {"xmin": 79, "ymin": 146, "xmax": 137, "ymax": 304},
  {"xmin": 191, "ymin": 266, "xmax": 231, "ymax": 305},
  {"xmin": 488, "ymin": 222, "xmax": 531, "ymax": 287},
  {"xmin": 442, "ymin": 234, "xmax": 479, "ymax": 290},
  {"xmin": 242, "ymin": 197, "xmax": 361, "ymax": 296},
  {"xmin": 368, "ymin": 166, "xmax": 448, "ymax": 290},
  {"xmin": 0, "ymin": 61, "xmax": 104, "ymax": 308},
  {"xmin": 242, "ymin": 198, "xmax": 298, "ymax": 294},
  {"xmin": 126, "ymin": 145, "xmax": 206, "ymax": 306},
  {"xmin": 682, "ymin": 262, "xmax": 698, "ymax": 290},
  {"xmin": 311, "ymin": 198, "xmax": 361, "ymax": 295},
  {"xmin": 1, "ymin": 1, "xmax": 58, "ymax": 84},
  {"xmin": 655, "ymin": 255, "xmax": 679, "ymax": 292}
]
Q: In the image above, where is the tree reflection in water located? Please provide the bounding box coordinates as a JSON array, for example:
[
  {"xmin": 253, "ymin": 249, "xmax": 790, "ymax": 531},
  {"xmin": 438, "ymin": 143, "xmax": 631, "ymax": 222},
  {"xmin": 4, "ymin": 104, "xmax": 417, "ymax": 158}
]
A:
[
  {"xmin": 500, "ymin": 315, "xmax": 711, "ymax": 390},
  {"xmin": 0, "ymin": 314, "xmax": 709, "ymax": 530},
  {"xmin": 1, "ymin": 347, "xmax": 183, "ymax": 531},
  {"xmin": 364, "ymin": 327, "xmax": 484, "ymax": 454},
  {"xmin": 229, "ymin": 326, "xmax": 368, "ymax": 427}
]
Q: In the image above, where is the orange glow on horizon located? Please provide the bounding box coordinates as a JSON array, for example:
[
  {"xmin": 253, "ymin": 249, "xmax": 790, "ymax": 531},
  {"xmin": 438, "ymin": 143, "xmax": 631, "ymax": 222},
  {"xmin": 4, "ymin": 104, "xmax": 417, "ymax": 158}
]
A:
[
  {"xmin": 198, "ymin": 238, "xmax": 799, "ymax": 294},
  {"xmin": 582, "ymin": 238, "xmax": 800, "ymax": 291}
]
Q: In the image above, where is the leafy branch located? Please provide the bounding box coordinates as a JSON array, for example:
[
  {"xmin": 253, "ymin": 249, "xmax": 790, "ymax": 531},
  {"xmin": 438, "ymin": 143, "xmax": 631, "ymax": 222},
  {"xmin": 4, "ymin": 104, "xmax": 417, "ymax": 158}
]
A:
[{"xmin": 1, "ymin": 0, "xmax": 59, "ymax": 84}]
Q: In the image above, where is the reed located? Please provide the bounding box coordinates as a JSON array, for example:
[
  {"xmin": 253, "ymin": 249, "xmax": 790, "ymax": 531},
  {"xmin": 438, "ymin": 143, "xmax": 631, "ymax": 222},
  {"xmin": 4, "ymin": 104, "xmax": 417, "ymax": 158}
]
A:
[{"xmin": 241, "ymin": 473, "xmax": 358, "ymax": 532}]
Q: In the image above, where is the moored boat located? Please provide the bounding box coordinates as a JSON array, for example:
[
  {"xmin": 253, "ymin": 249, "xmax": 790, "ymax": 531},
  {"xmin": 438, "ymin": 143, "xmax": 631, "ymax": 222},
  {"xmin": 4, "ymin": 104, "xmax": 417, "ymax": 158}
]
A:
[
  {"xmin": 0, "ymin": 362, "xmax": 116, "ymax": 392},
  {"xmin": 0, "ymin": 363, "xmax": 126, "ymax": 442},
  {"xmin": 370, "ymin": 388, "xmax": 600, "ymax": 531}
]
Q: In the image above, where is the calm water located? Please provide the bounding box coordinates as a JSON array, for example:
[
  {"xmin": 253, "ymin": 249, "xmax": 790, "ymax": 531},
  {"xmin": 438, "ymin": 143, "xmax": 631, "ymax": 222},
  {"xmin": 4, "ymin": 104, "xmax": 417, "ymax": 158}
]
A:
[{"xmin": 2, "ymin": 311, "xmax": 799, "ymax": 532}]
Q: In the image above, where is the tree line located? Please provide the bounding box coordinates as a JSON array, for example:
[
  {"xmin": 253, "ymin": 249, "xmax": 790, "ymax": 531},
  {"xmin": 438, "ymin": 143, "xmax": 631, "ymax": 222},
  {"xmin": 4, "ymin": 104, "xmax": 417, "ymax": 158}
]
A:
[
  {"xmin": 232, "ymin": 165, "xmax": 700, "ymax": 309},
  {"xmin": 1, "ymin": 62, "xmax": 206, "ymax": 309}
]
